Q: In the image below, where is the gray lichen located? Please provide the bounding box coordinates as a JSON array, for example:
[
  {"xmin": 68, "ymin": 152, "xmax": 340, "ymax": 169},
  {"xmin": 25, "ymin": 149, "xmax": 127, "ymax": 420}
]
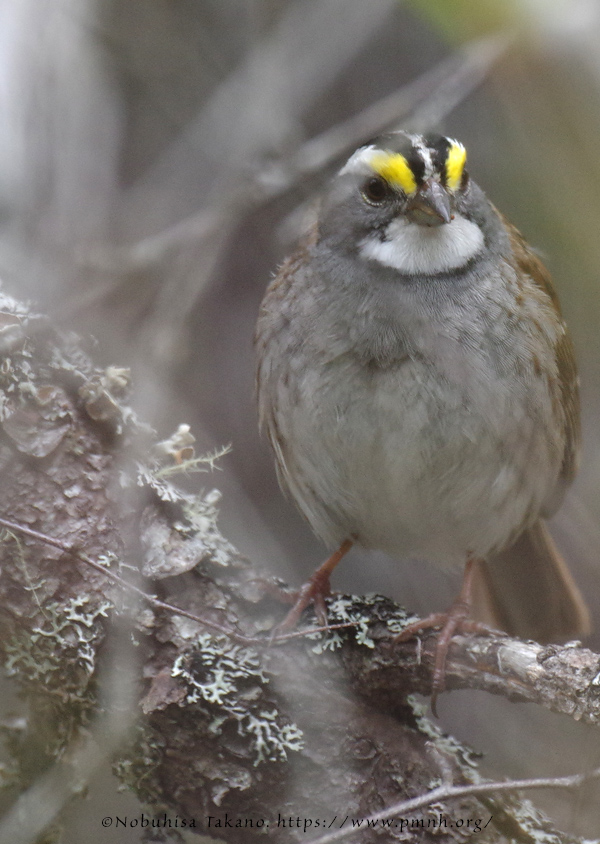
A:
[
  {"xmin": 308, "ymin": 593, "xmax": 418, "ymax": 653},
  {"xmin": 4, "ymin": 595, "xmax": 112, "ymax": 704},
  {"xmin": 3, "ymin": 596, "xmax": 113, "ymax": 755},
  {"xmin": 171, "ymin": 633, "xmax": 304, "ymax": 765}
]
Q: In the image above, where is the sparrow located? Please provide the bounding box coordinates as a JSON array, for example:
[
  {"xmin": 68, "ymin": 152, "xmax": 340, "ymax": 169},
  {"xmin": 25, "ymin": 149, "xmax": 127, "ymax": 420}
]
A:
[{"xmin": 255, "ymin": 131, "xmax": 590, "ymax": 704}]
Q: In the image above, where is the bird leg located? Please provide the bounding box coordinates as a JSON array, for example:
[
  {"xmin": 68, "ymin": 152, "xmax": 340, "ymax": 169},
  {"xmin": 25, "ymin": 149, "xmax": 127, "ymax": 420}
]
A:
[
  {"xmin": 272, "ymin": 539, "xmax": 353, "ymax": 635},
  {"xmin": 394, "ymin": 556, "xmax": 491, "ymax": 715}
]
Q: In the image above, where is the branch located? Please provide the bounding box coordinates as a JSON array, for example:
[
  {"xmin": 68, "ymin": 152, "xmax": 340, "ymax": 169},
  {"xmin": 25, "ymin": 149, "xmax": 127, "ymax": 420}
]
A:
[
  {"xmin": 75, "ymin": 34, "xmax": 507, "ymax": 283},
  {"xmin": 307, "ymin": 767, "xmax": 600, "ymax": 844},
  {"xmin": 0, "ymin": 514, "xmax": 361, "ymax": 648},
  {"xmin": 0, "ymin": 287, "xmax": 593, "ymax": 844},
  {"xmin": 354, "ymin": 621, "xmax": 600, "ymax": 724},
  {"xmin": 285, "ymin": 34, "xmax": 508, "ymax": 182},
  {"xmin": 4, "ymin": 507, "xmax": 599, "ymax": 726}
]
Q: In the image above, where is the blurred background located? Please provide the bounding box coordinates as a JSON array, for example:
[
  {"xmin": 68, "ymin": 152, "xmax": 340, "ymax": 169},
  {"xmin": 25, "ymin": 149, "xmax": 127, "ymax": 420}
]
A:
[{"xmin": 1, "ymin": 0, "xmax": 600, "ymax": 840}]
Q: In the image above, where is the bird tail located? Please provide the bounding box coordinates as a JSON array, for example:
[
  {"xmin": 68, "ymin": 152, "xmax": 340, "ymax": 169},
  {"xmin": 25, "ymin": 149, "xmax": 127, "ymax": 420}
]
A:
[{"xmin": 471, "ymin": 521, "xmax": 591, "ymax": 643}]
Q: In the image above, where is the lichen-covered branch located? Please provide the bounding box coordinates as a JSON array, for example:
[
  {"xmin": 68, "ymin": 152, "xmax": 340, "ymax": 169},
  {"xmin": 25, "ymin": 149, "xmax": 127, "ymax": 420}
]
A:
[
  {"xmin": 372, "ymin": 625, "xmax": 600, "ymax": 723},
  {"xmin": 0, "ymin": 288, "xmax": 593, "ymax": 844}
]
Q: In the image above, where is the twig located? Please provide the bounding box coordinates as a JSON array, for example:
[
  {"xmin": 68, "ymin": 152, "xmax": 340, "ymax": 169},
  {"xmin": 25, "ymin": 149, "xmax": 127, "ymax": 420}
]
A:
[
  {"xmin": 0, "ymin": 515, "xmax": 359, "ymax": 647},
  {"xmin": 76, "ymin": 34, "xmax": 508, "ymax": 280},
  {"xmin": 7, "ymin": 510, "xmax": 600, "ymax": 730},
  {"xmin": 61, "ymin": 33, "xmax": 508, "ymax": 335},
  {"xmin": 281, "ymin": 34, "xmax": 509, "ymax": 182},
  {"xmin": 406, "ymin": 34, "xmax": 509, "ymax": 133},
  {"xmin": 0, "ymin": 515, "xmax": 249, "ymax": 639},
  {"xmin": 305, "ymin": 767, "xmax": 600, "ymax": 844}
]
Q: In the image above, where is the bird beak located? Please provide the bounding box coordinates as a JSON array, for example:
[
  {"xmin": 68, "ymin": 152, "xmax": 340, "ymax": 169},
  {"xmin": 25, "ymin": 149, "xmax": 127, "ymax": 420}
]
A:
[{"xmin": 405, "ymin": 180, "xmax": 452, "ymax": 227}]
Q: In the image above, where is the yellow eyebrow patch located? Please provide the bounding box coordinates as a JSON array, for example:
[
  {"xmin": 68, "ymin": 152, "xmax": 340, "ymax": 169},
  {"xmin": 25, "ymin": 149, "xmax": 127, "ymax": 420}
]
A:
[
  {"xmin": 369, "ymin": 151, "xmax": 417, "ymax": 195},
  {"xmin": 445, "ymin": 141, "xmax": 467, "ymax": 192}
]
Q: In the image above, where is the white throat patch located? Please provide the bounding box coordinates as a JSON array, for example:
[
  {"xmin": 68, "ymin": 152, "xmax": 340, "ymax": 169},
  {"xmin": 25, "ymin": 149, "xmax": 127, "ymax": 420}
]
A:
[{"xmin": 360, "ymin": 213, "xmax": 484, "ymax": 275}]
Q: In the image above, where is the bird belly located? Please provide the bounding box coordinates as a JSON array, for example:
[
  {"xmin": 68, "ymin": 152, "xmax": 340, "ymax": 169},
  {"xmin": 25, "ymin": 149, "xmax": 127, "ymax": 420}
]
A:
[{"xmin": 279, "ymin": 356, "xmax": 564, "ymax": 569}]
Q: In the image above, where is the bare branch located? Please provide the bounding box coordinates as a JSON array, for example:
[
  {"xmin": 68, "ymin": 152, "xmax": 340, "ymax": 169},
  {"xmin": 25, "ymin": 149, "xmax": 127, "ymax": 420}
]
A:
[
  {"xmin": 283, "ymin": 34, "xmax": 509, "ymax": 182},
  {"xmin": 0, "ymin": 514, "xmax": 253, "ymax": 643},
  {"xmin": 0, "ymin": 514, "xmax": 361, "ymax": 648},
  {"xmin": 75, "ymin": 34, "xmax": 508, "ymax": 284},
  {"xmin": 306, "ymin": 767, "xmax": 600, "ymax": 844}
]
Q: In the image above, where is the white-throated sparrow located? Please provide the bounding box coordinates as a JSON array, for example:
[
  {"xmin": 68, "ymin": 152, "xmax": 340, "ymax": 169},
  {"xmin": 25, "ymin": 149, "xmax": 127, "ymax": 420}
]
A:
[{"xmin": 255, "ymin": 132, "xmax": 590, "ymax": 691}]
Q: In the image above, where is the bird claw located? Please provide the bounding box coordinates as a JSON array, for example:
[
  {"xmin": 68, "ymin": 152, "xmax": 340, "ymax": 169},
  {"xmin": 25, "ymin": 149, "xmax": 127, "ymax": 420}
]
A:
[
  {"xmin": 394, "ymin": 556, "xmax": 491, "ymax": 716},
  {"xmin": 270, "ymin": 539, "xmax": 353, "ymax": 638}
]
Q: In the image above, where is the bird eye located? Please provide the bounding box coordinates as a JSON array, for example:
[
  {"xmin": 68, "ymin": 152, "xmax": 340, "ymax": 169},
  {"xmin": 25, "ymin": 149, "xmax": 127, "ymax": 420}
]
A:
[{"xmin": 361, "ymin": 176, "xmax": 389, "ymax": 204}]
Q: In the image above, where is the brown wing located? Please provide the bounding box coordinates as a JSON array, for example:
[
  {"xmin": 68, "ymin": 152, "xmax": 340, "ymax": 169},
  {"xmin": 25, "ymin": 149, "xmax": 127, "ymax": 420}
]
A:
[{"xmin": 500, "ymin": 212, "xmax": 581, "ymax": 507}]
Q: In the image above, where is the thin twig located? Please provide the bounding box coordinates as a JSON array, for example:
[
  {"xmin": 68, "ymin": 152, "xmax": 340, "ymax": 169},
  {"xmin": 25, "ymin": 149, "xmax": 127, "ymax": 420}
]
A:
[
  {"xmin": 76, "ymin": 34, "xmax": 508, "ymax": 281},
  {"xmin": 406, "ymin": 33, "xmax": 509, "ymax": 133},
  {"xmin": 0, "ymin": 515, "xmax": 359, "ymax": 646},
  {"xmin": 0, "ymin": 516, "xmax": 247, "ymax": 639},
  {"xmin": 282, "ymin": 34, "xmax": 509, "ymax": 182},
  {"xmin": 306, "ymin": 767, "xmax": 600, "ymax": 844}
]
